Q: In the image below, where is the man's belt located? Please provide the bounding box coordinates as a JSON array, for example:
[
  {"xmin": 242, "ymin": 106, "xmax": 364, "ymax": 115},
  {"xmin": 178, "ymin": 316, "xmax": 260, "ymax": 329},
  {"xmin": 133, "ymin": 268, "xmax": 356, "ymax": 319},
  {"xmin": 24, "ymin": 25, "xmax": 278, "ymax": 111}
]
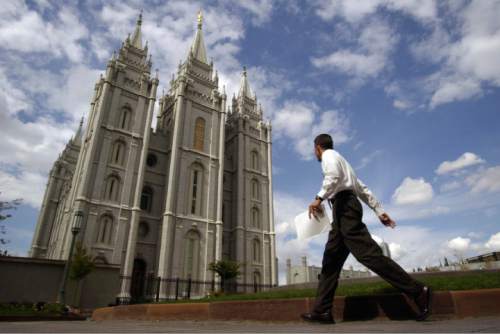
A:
[{"xmin": 329, "ymin": 189, "xmax": 356, "ymax": 204}]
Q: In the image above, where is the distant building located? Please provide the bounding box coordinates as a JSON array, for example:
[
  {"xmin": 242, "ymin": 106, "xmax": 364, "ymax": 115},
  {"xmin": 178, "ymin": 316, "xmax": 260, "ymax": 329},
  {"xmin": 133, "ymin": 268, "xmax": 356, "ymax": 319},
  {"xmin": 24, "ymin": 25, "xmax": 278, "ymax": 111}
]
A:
[
  {"xmin": 286, "ymin": 257, "xmax": 321, "ymax": 285},
  {"xmin": 439, "ymin": 251, "xmax": 500, "ymax": 271},
  {"xmin": 465, "ymin": 251, "xmax": 500, "ymax": 264},
  {"xmin": 340, "ymin": 265, "xmax": 372, "ymax": 279},
  {"xmin": 285, "ymin": 256, "xmax": 370, "ymax": 285}
]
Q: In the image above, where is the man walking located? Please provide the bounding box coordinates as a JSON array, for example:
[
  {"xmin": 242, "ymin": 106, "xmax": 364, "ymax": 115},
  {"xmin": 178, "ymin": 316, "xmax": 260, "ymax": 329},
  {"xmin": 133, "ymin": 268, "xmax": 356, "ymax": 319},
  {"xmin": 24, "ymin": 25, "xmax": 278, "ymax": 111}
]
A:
[{"xmin": 300, "ymin": 134, "xmax": 431, "ymax": 324}]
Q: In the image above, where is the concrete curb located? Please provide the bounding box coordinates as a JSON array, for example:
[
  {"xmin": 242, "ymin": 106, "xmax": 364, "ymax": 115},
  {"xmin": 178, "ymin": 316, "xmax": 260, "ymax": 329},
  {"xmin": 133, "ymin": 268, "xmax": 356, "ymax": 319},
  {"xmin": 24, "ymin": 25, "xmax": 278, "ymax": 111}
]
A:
[{"xmin": 92, "ymin": 289, "xmax": 500, "ymax": 322}]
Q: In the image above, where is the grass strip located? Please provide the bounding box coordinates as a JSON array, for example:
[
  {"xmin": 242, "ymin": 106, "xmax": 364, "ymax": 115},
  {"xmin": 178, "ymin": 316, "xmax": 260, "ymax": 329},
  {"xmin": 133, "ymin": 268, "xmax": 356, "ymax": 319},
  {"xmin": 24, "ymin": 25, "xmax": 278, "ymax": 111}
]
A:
[{"xmin": 154, "ymin": 271, "xmax": 500, "ymax": 304}]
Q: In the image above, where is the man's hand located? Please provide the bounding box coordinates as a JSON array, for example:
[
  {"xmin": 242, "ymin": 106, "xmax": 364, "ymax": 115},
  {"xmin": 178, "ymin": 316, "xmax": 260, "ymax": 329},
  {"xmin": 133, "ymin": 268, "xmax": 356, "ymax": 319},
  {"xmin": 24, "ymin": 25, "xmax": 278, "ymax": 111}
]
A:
[
  {"xmin": 379, "ymin": 212, "xmax": 396, "ymax": 228},
  {"xmin": 308, "ymin": 199, "xmax": 323, "ymax": 220}
]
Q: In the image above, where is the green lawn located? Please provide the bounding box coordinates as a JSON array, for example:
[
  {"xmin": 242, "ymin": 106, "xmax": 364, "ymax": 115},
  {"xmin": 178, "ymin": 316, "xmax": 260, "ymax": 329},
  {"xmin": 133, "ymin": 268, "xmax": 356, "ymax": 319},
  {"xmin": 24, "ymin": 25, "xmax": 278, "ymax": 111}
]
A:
[{"xmin": 156, "ymin": 271, "xmax": 500, "ymax": 304}]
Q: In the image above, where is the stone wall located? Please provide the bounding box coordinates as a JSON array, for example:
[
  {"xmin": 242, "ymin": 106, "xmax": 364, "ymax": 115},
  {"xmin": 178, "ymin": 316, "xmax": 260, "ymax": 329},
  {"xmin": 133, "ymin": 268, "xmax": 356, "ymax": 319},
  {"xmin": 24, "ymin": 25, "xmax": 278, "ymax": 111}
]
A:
[{"xmin": 0, "ymin": 256, "xmax": 120, "ymax": 310}]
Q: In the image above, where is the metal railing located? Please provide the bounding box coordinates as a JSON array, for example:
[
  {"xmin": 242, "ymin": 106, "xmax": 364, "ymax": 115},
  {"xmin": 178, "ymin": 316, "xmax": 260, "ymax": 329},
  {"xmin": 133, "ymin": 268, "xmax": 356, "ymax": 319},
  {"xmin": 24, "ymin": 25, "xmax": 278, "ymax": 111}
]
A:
[{"xmin": 131, "ymin": 274, "xmax": 277, "ymax": 303}]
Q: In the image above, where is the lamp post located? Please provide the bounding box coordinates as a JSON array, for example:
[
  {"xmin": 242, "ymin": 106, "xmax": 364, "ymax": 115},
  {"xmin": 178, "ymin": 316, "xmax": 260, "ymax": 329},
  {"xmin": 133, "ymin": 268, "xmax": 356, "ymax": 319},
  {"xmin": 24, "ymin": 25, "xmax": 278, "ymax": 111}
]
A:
[{"xmin": 57, "ymin": 210, "xmax": 83, "ymax": 305}]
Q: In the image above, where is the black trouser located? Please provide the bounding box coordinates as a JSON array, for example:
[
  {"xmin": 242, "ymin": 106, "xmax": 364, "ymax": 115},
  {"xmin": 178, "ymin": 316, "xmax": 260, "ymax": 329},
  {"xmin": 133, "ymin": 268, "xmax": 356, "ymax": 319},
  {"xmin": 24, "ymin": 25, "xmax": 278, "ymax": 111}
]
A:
[{"xmin": 312, "ymin": 190, "xmax": 423, "ymax": 314}]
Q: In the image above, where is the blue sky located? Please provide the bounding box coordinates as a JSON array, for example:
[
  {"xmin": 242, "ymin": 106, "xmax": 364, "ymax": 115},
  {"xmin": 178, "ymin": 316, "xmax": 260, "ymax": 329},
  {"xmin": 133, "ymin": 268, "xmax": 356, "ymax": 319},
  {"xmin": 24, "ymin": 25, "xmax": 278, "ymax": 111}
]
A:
[{"xmin": 1, "ymin": 0, "xmax": 499, "ymax": 284}]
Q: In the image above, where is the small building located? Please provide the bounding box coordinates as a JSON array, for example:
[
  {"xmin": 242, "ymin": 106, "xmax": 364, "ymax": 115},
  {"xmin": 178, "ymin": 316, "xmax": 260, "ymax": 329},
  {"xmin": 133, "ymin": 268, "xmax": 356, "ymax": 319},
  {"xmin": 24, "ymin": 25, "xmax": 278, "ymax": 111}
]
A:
[
  {"xmin": 286, "ymin": 257, "xmax": 321, "ymax": 285},
  {"xmin": 286, "ymin": 256, "xmax": 371, "ymax": 285},
  {"xmin": 439, "ymin": 251, "xmax": 500, "ymax": 271},
  {"xmin": 465, "ymin": 252, "xmax": 500, "ymax": 263}
]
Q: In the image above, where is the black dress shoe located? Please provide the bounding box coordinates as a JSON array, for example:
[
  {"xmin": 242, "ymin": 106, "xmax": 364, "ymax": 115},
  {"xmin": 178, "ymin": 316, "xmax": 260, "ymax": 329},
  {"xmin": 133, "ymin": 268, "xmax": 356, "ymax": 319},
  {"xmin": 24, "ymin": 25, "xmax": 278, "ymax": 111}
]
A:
[
  {"xmin": 414, "ymin": 286, "xmax": 432, "ymax": 321},
  {"xmin": 300, "ymin": 312, "xmax": 335, "ymax": 324}
]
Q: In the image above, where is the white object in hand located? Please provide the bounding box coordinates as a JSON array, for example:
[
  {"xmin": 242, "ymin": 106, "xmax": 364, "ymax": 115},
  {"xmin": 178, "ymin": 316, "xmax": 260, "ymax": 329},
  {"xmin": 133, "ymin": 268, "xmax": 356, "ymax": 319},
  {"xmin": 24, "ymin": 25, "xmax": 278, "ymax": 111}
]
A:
[{"xmin": 294, "ymin": 205, "xmax": 331, "ymax": 240}]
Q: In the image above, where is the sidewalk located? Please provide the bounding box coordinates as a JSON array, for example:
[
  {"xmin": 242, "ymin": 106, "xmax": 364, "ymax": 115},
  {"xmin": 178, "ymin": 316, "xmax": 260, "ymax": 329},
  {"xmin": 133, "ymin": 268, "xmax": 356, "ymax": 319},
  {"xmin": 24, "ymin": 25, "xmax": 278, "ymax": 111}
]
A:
[{"xmin": 2, "ymin": 317, "xmax": 500, "ymax": 333}]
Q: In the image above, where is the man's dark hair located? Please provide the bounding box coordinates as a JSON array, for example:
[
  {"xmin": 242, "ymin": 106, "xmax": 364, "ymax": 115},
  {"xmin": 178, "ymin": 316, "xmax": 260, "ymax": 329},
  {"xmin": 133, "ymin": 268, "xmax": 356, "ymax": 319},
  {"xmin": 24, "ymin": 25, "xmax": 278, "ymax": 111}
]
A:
[{"xmin": 314, "ymin": 134, "xmax": 334, "ymax": 150}]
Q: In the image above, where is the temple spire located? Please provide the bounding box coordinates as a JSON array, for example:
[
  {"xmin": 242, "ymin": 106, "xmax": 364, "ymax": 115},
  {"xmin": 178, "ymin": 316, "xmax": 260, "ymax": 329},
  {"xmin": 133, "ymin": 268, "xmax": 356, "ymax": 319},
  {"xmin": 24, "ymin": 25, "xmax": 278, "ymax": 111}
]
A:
[
  {"xmin": 238, "ymin": 66, "xmax": 253, "ymax": 100},
  {"xmin": 189, "ymin": 10, "xmax": 208, "ymax": 63},
  {"xmin": 131, "ymin": 10, "xmax": 143, "ymax": 49},
  {"xmin": 72, "ymin": 117, "xmax": 84, "ymax": 146}
]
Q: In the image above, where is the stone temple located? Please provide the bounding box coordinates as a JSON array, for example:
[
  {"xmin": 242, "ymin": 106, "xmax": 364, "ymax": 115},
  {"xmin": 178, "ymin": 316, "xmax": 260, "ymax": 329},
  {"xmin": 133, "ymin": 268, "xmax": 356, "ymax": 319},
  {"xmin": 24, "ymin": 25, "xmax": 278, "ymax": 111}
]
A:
[{"xmin": 29, "ymin": 12, "xmax": 277, "ymax": 302}]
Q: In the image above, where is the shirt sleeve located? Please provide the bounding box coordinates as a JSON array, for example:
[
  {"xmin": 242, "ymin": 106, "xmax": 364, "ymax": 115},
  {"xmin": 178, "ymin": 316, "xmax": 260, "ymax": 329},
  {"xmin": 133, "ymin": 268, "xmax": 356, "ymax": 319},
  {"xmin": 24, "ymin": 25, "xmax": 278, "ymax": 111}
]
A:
[
  {"xmin": 317, "ymin": 153, "xmax": 341, "ymax": 200},
  {"xmin": 355, "ymin": 178, "xmax": 385, "ymax": 216}
]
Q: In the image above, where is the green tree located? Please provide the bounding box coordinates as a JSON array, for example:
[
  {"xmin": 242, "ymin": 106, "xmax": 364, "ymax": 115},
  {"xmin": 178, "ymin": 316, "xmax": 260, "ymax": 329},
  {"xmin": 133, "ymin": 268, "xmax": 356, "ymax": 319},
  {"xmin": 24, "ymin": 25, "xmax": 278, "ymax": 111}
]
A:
[
  {"xmin": 69, "ymin": 243, "xmax": 95, "ymax": 306},
  {"xmin": 0, "ymin": 197, "xmax": 22, "ymax": 254},
  {"xmin": 208, "ymin": 260, "xmax": 241, "ymax": 293}
]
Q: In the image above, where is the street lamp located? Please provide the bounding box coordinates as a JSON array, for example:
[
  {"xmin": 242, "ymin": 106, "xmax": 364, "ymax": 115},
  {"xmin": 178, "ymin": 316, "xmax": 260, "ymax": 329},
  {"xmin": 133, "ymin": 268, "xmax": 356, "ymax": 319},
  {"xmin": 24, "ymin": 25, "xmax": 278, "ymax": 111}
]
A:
[{"xmin": 57, "ymin": 210, "xmax": 84, "ymax": 305}]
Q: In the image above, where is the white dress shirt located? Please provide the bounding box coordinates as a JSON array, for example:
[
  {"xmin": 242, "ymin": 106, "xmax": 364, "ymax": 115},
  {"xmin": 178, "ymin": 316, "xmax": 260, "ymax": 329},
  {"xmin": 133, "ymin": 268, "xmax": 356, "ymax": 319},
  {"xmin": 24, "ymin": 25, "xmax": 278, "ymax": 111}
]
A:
[{"xmin": 317, "ymin": 149, "xmax": 385, "ymax": 216}]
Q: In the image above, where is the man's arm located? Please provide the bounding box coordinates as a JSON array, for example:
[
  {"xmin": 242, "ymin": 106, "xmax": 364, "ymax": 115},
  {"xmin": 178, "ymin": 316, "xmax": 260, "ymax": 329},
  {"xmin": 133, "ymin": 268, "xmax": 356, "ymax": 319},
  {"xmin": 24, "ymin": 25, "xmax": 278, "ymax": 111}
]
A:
[
  {"xmin": 309, "ymin": 153, "xmax": 341, "ymax": 219},
  {"xmin": 355, "ymin": 178, "xmax": 396, "ymax": 228},
  {"xmin": 317, "ymin": 155, "xmax": 341, "ymax": 200}
]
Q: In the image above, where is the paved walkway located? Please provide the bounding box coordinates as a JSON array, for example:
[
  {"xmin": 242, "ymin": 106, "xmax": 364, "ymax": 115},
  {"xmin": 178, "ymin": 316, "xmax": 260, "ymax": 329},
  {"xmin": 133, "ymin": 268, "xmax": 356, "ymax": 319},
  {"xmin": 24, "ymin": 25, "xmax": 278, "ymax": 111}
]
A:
[{"xmin": 1, "ymin": 317, "xmax": 500, "ymax": 333}]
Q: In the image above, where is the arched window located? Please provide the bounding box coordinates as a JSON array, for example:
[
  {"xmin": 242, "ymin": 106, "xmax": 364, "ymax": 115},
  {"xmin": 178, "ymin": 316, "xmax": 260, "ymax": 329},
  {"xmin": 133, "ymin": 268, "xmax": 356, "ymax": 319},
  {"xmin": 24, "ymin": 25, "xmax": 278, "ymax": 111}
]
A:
[
  {"xmin": 251, "ymin": 150, "xmax": 259, "ymax": 170},
  {"xmin": 253, "ymin": 238, "xmax": 261, "ymax": 263},
  {"xmin": 96, "ymin": 215, "xmax": 114, "ymax": 245},
  {"xmin": 193, "ymin": 117, "xmax": 205, "ymax": 151},
  {"xmin": 189, "ymin": 163, "xmax": 204, "ymax": 216},
  {"xmin": 104, "ymin": 175, "xmax": 121, "ymax": 202},
  {"xmin": 183, "ymin": 230, "xmax": 201, "ymax": 279},
  {"xmin": 118, "ymin": 106, "xmax": 132, "ymax": 130},
  {"xmin": 251, "ymin": 179, "xmax": 259, "ymax": 199},
  {"xmin": 138, "ymin": 221, "xmax": 149, "ymax": 238},
  {"xmin": 140, "ymin": 186, "xmax": 153, "ymax": 212},
  {"xmin": 111, "ymin": 140, "xmax": 126, "ymax": 165},
  {"xmin": 252, "ymin": 207, "xmax": 260, "ymax": 228}
]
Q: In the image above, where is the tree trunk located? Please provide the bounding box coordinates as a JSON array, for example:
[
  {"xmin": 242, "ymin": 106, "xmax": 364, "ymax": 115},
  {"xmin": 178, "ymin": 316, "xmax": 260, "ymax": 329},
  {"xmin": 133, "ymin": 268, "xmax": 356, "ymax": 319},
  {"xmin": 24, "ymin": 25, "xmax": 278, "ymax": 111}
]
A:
[{"xmin": 73, "ymin": 279, "xmax": 83, "ymax": 308}]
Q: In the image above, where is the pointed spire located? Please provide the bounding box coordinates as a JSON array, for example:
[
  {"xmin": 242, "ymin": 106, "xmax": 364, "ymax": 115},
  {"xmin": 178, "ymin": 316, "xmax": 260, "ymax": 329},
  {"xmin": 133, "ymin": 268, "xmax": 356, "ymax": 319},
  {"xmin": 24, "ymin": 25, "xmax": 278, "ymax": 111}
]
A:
[
  {"xmin": 72, "ymin": 117, "xmax": 84, "ymax": 146},
  {"xmin": 238, "ymin": 66, "xmax": 254, "ymax": 99},
  {"xmin": 197, "ymin": 10, "xmax": 203, "ymax": 29},
  {"xmin": 189, "ymin": 10, "xmax": 208, "ymax": 63},
  {"xmin": 131, "ymin": 9, "xmax": 143, "ymax": 48}
]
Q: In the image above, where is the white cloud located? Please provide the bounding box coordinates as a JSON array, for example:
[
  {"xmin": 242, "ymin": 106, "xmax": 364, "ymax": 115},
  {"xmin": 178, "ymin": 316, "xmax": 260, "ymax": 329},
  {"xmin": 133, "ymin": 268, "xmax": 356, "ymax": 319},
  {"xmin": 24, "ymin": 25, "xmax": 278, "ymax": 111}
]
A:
[
  {"xmin": 311, "ymin": 20, "xmax": 398, "ymax": 81},
  {"xmin": 233, "ymin": 0, "xmax": 273, "ymax": 25},
  {"xmin": 47, "ymin": 65, "xmax": 101, "ymax": 120},
  {"xmin": 314, "ymin": 0, "xmax": 500, "ymax": 109},
  {"xmin": 0, "ymin": 169, "xmax": 47, "ymax": 208},
  {"xmin": 392, "ymin": 177, "xmax": 434, "ymax": 205},
  {"xmin": 447, "ymin": 236, "xmax": 470, "ymax": 252},
  {"xmin": 0, "ymin": 67, "xmax": 30, "ymax": 116},
  {"xmin": 273, "ymin": 101, "xmax": 314, "ymax": 139},
  {"xmin": 411, "ymin": 0, "xmax": 500, "ymax": 108},
  {"xmin": 0, "ymin": 112, "xmax": 76, "ymax": 207},
  {"xmin": 371, "ymin": 225, "xmax": 449, "ymax": 271},
  {"xmin": 440, "ymin": 180, "xmax": 462, "ymax": 192},
  {"xmin": 0, "ymin": 5, "xmax": 89, "ymax": 62},
  {"xmin": 0, "ymin": 60, "xmax": 99, "ymax": 209},
  {"xmin": 356, "ymin": 149, "xmax": 382, "ymax": 170},
  {"xmin": 485, "ymin": 232, "xmax": 500, "ymax": 250},
  {"xmin": 273, "ymin": 101, "xmax": 351, "ymax": 160},
  {"xmin": 314, "ymin": 0, "xmax": 437, "ymax": 23},
  {"xmin": 393, "ymin": 99, "xmax": 411, "ymax": 110},
  {"xmin": 430, "ymin": 78, "xmax": 482, "ymax": 109},
  {"xmin": 465, "ymin": 166, "xmax": 500, "ymax": 193},
  {"xmin": 436, "ymin": 152, "xmax": 485, "ymax": 175}
]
